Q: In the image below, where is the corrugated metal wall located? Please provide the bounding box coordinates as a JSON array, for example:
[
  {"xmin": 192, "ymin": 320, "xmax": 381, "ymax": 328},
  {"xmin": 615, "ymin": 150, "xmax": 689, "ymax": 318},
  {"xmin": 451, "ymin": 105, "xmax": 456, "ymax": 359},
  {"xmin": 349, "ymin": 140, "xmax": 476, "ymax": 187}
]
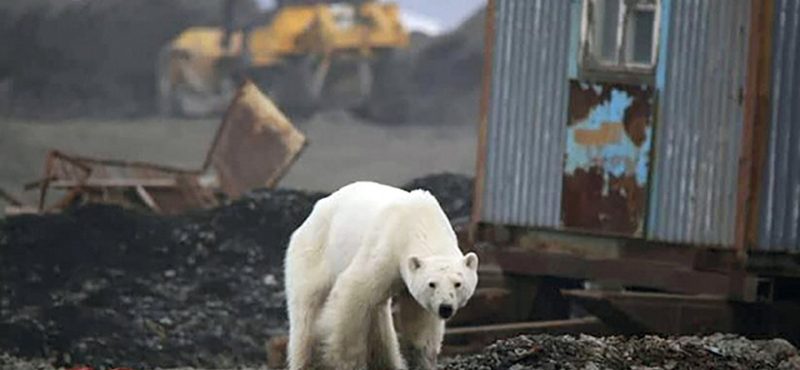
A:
[
  {"xmin": 480, "ymin": 0, "xmax": 572, "ymax": 227},
  {"xmin": 647, "ymin": 0, "xmax": 751, "ymax": 246},
  {"xmin": 758, "ymin": 0, "xmax": 800, "ymax": 252}
]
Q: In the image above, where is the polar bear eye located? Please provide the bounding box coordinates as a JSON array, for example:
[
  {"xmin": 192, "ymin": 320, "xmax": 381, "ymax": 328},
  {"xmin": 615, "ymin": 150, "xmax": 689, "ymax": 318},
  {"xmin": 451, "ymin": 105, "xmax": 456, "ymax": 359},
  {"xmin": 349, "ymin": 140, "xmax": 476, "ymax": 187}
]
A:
[
  {"xmin": 428, "ymin": 282, "xmax": 436, "ymax": 289},
  {"xmin": 455, "ymin": 282, "xmax": 461, "ymax": 288}
]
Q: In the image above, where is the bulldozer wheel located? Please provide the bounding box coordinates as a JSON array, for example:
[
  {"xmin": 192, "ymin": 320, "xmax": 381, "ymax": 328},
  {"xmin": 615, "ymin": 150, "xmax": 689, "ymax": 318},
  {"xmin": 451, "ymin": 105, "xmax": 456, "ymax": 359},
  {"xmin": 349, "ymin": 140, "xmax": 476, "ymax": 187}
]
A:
[
  {"xmin": 156, "ymin": 47, "xmax": 177, "ymax": 117},
  {"xmin": 351, "ymin": 49, "xmax": 412, "ymax": 124},
  {"xmin": 261, "ymin": 57, "xmax": 320, "ymax": 120},
  {"xmin": 157, "ymin": 48, "xmax": 240, "ymax": 118}
]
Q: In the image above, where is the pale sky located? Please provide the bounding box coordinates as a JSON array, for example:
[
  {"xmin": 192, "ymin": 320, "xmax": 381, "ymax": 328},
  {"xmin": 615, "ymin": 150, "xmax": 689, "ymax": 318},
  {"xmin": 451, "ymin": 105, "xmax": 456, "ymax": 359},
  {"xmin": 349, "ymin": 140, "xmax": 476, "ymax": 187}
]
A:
[
  {"xmin": 383, "ymin": 0, "xmax": 485, "ymax": 31},
  {"xmin": 255, "ymin": 0, "xmax": 485, "ymax": 32}
]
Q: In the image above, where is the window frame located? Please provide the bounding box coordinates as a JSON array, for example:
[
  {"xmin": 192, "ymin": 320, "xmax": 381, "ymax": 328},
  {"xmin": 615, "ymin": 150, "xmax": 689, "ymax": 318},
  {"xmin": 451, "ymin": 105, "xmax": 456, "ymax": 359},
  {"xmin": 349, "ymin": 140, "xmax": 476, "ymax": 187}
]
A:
[{"xmin": 579, "ymin": 0, "xmax": 662, "ymax": 84}]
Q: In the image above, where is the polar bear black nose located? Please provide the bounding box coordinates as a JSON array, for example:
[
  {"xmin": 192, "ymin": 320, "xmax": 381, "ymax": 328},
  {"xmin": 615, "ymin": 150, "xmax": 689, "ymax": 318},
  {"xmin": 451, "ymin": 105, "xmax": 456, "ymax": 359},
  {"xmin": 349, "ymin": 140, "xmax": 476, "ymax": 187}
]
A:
[{"xmin": 438, "ymin": 304, "xmax": 453, "ymax": 319}]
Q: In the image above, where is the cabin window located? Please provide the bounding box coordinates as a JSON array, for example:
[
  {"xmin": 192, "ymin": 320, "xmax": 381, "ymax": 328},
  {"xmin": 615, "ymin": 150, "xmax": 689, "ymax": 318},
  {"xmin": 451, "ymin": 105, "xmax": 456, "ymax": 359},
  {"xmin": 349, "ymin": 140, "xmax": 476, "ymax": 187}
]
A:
[{"xmin": 580, "ymin": 0, "xmax": 661, "ymax": 83}]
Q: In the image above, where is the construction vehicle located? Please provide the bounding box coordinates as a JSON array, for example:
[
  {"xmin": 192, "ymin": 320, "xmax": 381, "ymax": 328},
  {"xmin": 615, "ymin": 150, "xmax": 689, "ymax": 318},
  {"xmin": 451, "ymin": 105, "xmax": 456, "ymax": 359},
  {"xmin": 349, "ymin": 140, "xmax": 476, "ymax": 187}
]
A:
[{"xmin": 157, "ymin": 0, "xmax": 411, "ymax": 121}]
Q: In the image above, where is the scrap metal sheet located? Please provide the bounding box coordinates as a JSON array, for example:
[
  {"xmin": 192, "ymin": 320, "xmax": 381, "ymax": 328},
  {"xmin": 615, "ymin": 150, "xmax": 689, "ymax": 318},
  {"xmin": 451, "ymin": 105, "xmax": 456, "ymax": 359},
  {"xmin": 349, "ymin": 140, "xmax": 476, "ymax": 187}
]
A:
[{"xmin": 205, "ymin": 80, "xmax": 307, "ymax": 198}]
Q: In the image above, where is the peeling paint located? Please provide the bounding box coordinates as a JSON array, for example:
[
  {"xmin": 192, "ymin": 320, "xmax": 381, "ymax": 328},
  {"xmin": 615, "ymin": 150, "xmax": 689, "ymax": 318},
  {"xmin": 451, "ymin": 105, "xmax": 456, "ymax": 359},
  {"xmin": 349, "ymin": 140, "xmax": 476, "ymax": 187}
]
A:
[
  {"xmin": 562, "ymin": 81, "xmax": 655, "ymax": 236},
  {"xmin": 565, "ymin": 87, "xmax": 652, "ymax": 186}
]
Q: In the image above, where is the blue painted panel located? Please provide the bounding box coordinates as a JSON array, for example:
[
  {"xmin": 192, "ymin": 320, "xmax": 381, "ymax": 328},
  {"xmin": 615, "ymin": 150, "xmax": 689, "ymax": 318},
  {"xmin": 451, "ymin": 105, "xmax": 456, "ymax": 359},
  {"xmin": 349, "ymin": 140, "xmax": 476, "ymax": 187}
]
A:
[{"xmin": 562, "ymin": 81, "xmax": 655, "ymax": 236}]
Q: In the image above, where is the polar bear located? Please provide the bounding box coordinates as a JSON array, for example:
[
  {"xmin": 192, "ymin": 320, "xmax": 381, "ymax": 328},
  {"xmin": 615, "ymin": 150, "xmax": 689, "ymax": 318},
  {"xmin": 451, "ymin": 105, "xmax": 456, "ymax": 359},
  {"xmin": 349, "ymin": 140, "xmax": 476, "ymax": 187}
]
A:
[{"xmin": 284, "ymin": 181, "xmax": 479, "ymax": 370}]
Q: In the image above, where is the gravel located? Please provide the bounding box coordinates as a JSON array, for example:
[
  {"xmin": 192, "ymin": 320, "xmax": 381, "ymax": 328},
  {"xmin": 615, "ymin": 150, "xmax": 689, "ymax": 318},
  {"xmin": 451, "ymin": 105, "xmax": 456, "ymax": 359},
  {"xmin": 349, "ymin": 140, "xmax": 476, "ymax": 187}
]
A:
[
  {"xmin": 4, "ymin": 333, "xmax": 799, "ymax": 370},
  {"xmin": 0, "ymin": 174, "xmax": 473, "ymax": 369},
  {"xmin": 439, "ymin": 334, "xmax": 800, "ymax": 370},
  {"xmin": 9, "ymin": 173, "xmax": 793, "ymax": 370}
]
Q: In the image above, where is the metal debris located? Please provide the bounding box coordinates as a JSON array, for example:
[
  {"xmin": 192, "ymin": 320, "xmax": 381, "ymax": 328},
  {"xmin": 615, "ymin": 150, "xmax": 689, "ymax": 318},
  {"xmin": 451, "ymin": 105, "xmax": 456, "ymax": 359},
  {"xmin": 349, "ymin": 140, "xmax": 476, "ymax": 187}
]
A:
[
  {"xmin": 12, "ymin": 80, "xmax": 306, "ymax": 215},
  {"xmin": 205, "ymin": 80, "xmax": 307, "ymax": 199}
]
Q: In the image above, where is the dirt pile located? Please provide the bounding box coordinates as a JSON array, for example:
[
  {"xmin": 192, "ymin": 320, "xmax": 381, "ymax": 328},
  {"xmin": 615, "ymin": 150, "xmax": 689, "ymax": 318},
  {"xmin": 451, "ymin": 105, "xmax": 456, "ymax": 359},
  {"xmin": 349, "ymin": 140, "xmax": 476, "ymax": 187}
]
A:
[
  {"xmin": 4, "ymin": 333, "xmax": 799, "ymax": 370},
  {"xmin": 0, "ymin": 189, "xmax": 325, "ymax": 369},
  {"xmin": 0, "ymin": 0, "xmax": 253, "ymax": 120},
  {"xmin": 441, "ymin": 334, "xmax": 800, "ymax": 370},
  {"xmin": 401, "ymin": 173, "xmax": 473, "ymax": 224},
  {"xmin": 0, "ymin": 0, "xmax": 487, "ymax": 123},
  {"xmin": 0, "ymin": 174, "xmax": 473, "ymax": 369},
  {"xmin": 406, "ymin": 8, "xmax": 486, "ymax": 126}
]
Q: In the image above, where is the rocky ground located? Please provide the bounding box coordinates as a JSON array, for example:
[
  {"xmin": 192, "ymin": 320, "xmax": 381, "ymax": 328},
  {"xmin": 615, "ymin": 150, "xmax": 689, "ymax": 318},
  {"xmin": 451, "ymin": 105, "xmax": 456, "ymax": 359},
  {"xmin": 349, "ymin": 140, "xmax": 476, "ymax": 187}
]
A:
[
  {"xmin": 3, "ymin": 173, "xmax": 800, "ymax": 369},
  {"xmin": 3, "ymin": 333, "xmax": 799, "ymax": 370},
  {"xmin": 440, "ymin": 334, "xmax": 800, "ymax": 370},
  {"xmin": 0, "ymin": 174, "xmax": 473, "ymax": 370}
]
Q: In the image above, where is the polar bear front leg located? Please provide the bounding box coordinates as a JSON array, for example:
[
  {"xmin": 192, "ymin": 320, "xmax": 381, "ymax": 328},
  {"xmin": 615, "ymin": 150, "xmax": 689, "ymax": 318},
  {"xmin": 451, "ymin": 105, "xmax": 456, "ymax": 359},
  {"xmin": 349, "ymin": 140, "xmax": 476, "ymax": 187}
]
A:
[
  {"xmin": 395, "ymin": 291, "xmax": 444, "ymax": 370},
  {"xmin": 368, "ymin": 300, "xmax": 407, "ymax": 370},
  {"xmin": 317, "ymin": 272, "xmax": 375, "ymax": 370}
]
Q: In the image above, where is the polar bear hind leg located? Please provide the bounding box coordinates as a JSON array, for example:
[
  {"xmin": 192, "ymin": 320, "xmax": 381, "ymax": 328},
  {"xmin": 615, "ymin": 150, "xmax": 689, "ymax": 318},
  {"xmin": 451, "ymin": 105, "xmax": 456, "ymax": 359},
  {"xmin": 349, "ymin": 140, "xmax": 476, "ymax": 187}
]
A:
[{"xmin": 285, "ymin": 216, "xmax": 336, "ymax": 370}]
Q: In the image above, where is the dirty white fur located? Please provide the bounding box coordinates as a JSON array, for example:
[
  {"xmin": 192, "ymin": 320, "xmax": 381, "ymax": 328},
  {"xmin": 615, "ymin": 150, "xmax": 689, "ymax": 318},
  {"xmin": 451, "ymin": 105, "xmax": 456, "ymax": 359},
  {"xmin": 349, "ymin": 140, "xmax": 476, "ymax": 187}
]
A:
[{"xmin": 284, "ymin": 181, "xmax": 479, "ymax": 370}]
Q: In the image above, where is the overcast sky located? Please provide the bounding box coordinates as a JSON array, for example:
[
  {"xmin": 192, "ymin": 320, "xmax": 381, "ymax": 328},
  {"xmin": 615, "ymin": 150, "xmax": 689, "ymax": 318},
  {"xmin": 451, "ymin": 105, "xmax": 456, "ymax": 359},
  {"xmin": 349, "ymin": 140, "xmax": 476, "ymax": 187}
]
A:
[
  {"xmin": 383, "ymin": 0, "xmax": 485, "ymax": 31},
  {"xmin": 255, "ymin": 0, "xmax": 485, "ymax": 32}
]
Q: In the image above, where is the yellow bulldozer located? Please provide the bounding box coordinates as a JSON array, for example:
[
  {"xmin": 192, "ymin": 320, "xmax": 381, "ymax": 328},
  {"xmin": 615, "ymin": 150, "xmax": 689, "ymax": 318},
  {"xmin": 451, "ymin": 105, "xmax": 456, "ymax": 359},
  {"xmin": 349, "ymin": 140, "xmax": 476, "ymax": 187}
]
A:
[{"xmin": 157, "ymin": 0, "xmax": 412, "ymax": 121}]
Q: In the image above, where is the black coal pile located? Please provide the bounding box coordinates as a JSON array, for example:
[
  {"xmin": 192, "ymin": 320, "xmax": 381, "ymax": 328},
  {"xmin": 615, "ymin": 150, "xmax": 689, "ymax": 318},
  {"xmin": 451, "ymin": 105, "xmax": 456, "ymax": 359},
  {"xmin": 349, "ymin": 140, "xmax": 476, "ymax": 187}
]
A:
[
  {"xmin": 440, "ymin": 334, "xmax": 800, "ymax": 370},
  {"xmin": 0, "ymin": 353, "xmax": 56, "ymax": 370},
  {"xmin": 402, "ymin": 173, "xmax": 473, "ymax": 224},
  {"xmin": 0, "ymin": 189, "xmax": 325, "ymax": 369},
  {"xmin": 407, "ymin": 7, "xmax": 486, "ymax": 126},
  {"xmin": 0, "ymin": 174, "xmax": 472, "ymax": 369},
  {"xmin": 0, "ymin": 0, "xmax": 255, "ymax": 120}
]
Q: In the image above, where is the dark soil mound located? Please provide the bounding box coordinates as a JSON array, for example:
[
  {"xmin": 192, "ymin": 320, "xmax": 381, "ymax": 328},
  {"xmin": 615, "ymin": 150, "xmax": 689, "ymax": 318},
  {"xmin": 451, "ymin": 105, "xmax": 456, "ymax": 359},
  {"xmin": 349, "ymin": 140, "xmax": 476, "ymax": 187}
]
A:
[
  {"xmin": 402, "ymin": 173, "xmax": 473, "ymax": 224},
  {"xmin": 441, "ymin": 334, "xmax": 800, "ymax": 370},
  {"xmin": 0, "ymin": 0, "xmax": 252, "ymax": 120},
  {"xmin": 1, "ymin": 0, "xmax": 487, "ymax": 124},
  {"xmin": 0, "ymin": 189, "xmax": 325, "ymax": 369},
  {"xmin": 407, "ymin": 7, "xmax": 486, "ymax": 126},
  {"xmin": 0, "ymin": 174, "xmax": 473, "ymax": 369}
]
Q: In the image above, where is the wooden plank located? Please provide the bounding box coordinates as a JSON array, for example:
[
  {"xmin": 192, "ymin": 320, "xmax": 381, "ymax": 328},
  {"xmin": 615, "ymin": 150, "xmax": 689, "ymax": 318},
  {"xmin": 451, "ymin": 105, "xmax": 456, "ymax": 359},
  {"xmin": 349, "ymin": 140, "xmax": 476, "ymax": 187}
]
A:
[
  {"xmin": 469, "ymin": 0, "xmax": 497, "ymax": 244},
  {"xmin": 4, "ymin": 206, "xmax": 40, "ymax": 215},
  {"xmin": 0, "ymin": 187, "xmax": 23, "ymax": 206},
  {"xmin": 736, "ymin": 0, "xmax": 775, "ymax": 256},
  {"xmin": 135, "ymin": 185, "xmax": 161, "ymax": 212},
  {"xmin": 563, "ymin": 290, "xmax": 733, "ymax": 336},
  {"xmin": 445, "ymin": 317, "xmax": 603, "ymax": 336},
  {"xmin": 49, "ymin": 178, "xmax": 178, "ymax": 188},
  {"xmin": 745, "ymin": 0, "xmax": 776, "ymax": 250},
  {"xmin": 442, "ymin": 317, "xmax": 608, "ymax": 356},
  {"xmin": 265, "ymin": 317, "xmax": 607, "ymax": 366},
  {"xmin": 493, "ymin": 249, "xmax": 737, "ymax": 296}
]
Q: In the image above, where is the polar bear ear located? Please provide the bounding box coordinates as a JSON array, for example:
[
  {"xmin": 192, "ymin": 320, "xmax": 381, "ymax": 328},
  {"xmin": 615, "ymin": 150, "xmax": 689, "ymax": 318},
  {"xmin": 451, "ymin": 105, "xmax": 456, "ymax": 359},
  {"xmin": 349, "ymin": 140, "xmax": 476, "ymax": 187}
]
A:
[
  {"xmin": 464, "ymin": 252, "xmax": 479, "ymax": 271},
  {"xmin": 408, "ymin": 256, "xmax": 423, "ymax": 272}
]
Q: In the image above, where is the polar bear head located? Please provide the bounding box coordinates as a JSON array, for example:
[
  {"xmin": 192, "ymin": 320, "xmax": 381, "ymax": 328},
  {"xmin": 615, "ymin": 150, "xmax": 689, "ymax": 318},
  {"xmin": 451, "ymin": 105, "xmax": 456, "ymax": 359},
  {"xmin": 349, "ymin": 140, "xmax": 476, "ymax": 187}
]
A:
[{"xmin": 404, "ymin": 252, "xmax": 479, "ymax": 320}]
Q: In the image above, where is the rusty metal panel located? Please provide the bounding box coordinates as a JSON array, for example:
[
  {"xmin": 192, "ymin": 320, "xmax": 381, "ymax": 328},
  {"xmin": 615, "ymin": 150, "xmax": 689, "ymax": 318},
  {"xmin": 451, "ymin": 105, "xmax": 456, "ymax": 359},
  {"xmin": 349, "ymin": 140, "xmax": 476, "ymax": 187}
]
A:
[
  {"xmin": 145, "ymin": 176, "xmax": 218, "ymax": 215},
  {"xmin": 758, "ymin": 0, "xmax": 800, "ymax": 252},
  {"xmin": 206, "ymin": 80, "xmax": 307, "ymax": 198},
  {"xmin": 647, "ymin": 0, "xmax": 751, "ymax": 246},
  {"xmin": 31, "ymin": 151, "xmax": 218, "ymax": 214},
  {"xmin": 481, "ymin": 0, "xmax": 572, "ymax": 228},
  {"xmin": 562, "ymin": 82, "xmax": 655, "ymax": 236}
]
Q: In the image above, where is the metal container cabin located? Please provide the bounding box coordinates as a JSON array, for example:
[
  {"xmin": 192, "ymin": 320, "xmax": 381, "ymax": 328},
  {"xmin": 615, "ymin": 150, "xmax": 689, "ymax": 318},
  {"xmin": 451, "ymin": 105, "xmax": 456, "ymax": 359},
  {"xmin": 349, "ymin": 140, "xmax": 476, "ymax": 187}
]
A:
[
  {"xmin": 758, "ymin": 0, "xmax": 800, "ymax": 253},
  {"xmin": 474, "ymin": 0, "xmax": 798, "ymax": 254}
]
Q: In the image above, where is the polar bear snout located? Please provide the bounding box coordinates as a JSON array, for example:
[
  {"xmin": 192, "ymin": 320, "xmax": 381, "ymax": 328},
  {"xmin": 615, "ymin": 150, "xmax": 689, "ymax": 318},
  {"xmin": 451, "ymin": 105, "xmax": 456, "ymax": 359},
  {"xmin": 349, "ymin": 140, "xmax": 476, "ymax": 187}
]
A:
[{"xmin": 438, "ymin": 304, "xmax": 454, "ymax": 319}]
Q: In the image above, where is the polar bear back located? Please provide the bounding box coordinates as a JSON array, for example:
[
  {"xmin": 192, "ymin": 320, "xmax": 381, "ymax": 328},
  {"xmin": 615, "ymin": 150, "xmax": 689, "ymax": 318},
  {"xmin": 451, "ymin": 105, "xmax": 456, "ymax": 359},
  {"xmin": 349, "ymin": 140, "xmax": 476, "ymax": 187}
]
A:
[{"xmin": 312, "ymin": 181, "xmax": 458, "ymax": 276}]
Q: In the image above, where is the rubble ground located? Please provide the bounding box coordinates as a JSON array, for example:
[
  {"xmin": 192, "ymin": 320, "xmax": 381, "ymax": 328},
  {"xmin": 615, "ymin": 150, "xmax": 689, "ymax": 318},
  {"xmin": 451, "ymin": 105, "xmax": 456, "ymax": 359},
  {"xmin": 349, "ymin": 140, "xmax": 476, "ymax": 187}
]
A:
[
  {"xmin": 0, "ymin": 174, "xmax": 472, "ymax": 369},
  {"xmin": 4, "ymin": 173, "xmax": 799, "ymax": 370},
  {"xmin": 3, "ymin": 333, "xmax": 800, "ymax": 370},
  {"xmin": 440, "ymin": 333, "xmax": 800, "ymax": 370}
]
